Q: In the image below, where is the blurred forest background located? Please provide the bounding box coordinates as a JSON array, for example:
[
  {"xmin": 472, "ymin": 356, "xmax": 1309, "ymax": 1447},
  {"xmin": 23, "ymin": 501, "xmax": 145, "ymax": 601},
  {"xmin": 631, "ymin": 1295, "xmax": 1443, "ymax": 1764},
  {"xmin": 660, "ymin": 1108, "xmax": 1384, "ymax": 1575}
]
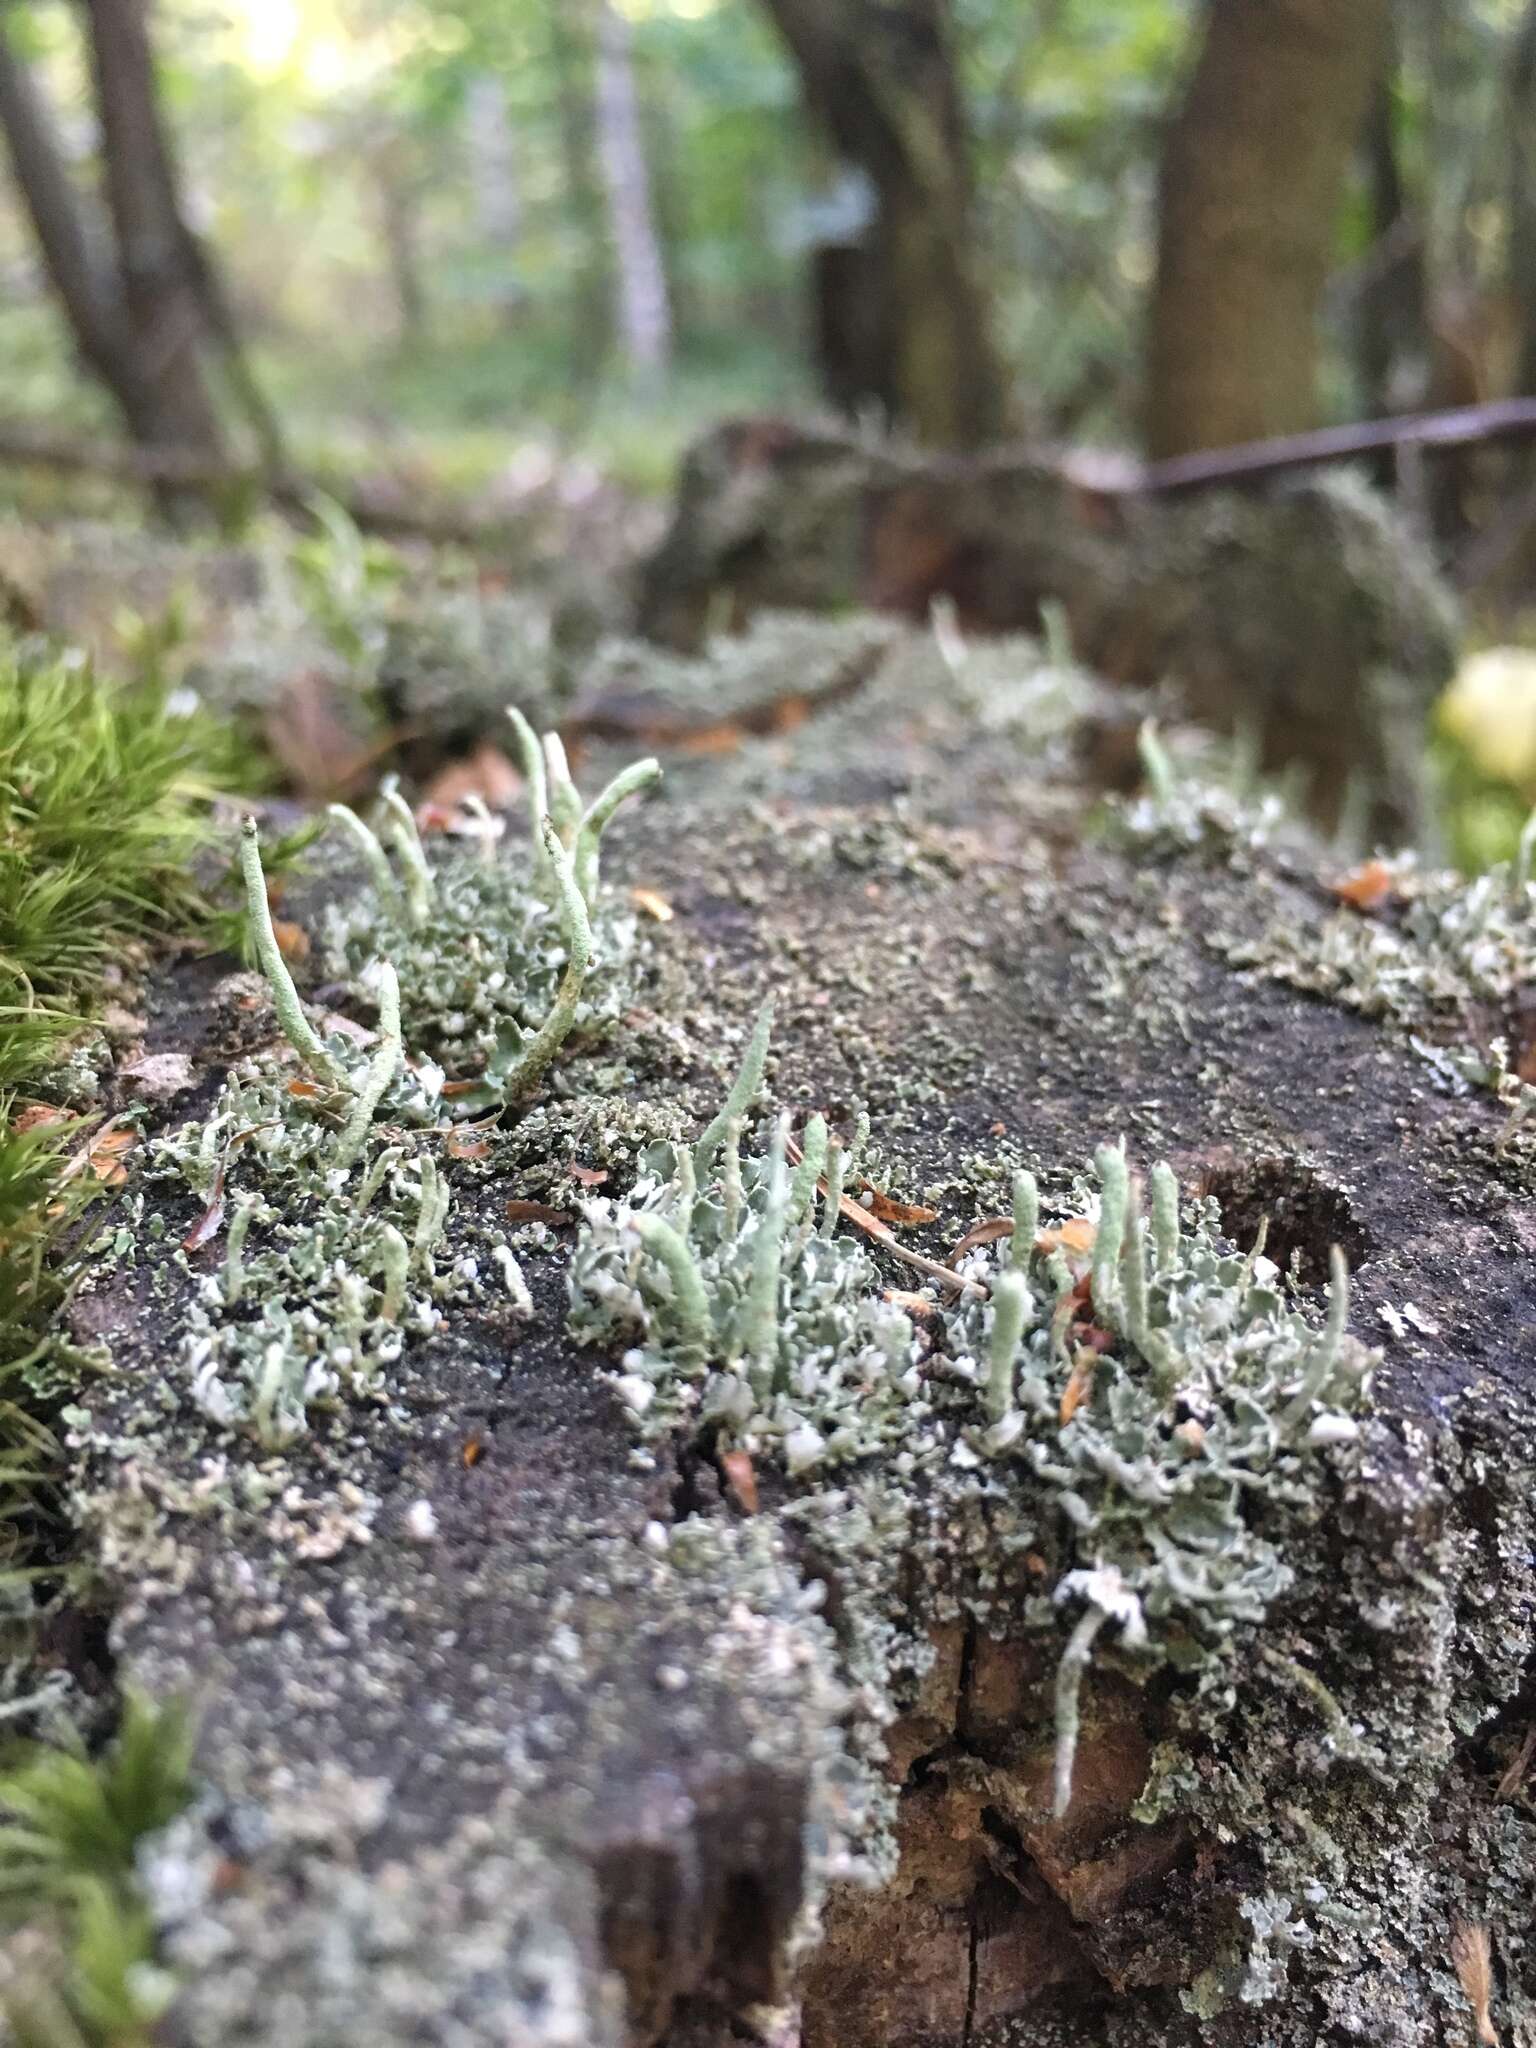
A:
[{"xmin": 6, "ymin": 0, "xmax": 1536, "ymax": 859}]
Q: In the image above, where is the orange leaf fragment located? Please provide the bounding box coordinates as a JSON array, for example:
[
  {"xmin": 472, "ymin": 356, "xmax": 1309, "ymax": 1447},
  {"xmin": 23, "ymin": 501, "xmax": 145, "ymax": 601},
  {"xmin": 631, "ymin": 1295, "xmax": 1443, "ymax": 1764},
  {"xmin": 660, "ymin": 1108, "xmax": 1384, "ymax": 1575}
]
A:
[
  {"xmin": 631, "ymin": 887, "xmax": 675, "ymax": 923},
  {"xmin": 446, "ymin": 1131, "xmax": 491, "ymax": 1161},
  {"xmin": 287, "ymin": 1078, "xmax": 324, "ymax": 1099},
  {"xmin": 462, "ymin": 1434, "xmax": 485, "ymax": 1469},
  {"xmin": 271, "ymin": 919, "xmax": 311, "ymax": 962},
  {"xmin": 1332, "ymin": 859, "xmax": 1395, "ymax": 912},
  {"xmin": 720, "ymin": 1450, "xmax": 759, "ymax": 1515},
  {"xmin": 505, "ymin": 1199, "xmax": 573, "ymax": 1226},
  {"xmin": 883, "ymin": 1288, "xmax": 939, "ymax": 1319},
  {"xmin": 423, "ymin": 742, "xmax": 522, "ymax": 816},
  {"xmin": 1060, "ymin": 1348, "xmax": 1097, "ymax": 1426},
  {"xmin": 570, "ymin": 1165, "xmax": 608, "ymax": 1188},
  {"xmin": 11, "ymin": 1103, "xmax": 73, "ymax": 1135},
  {"xmin": 860, "ymin": 1186, "xmax": 938, "ymax": 1227},
  {"xmin": 949, "ymin": 1216, "xmax": 1013, "ymax": 1266},
  {"xmin": 79, "ymin": 1126, "xmax": 137, "ymax": 1187},
  {"xmin": 1038, "ymin": 1216, "xmax": 1097, "ymax": 1258}
]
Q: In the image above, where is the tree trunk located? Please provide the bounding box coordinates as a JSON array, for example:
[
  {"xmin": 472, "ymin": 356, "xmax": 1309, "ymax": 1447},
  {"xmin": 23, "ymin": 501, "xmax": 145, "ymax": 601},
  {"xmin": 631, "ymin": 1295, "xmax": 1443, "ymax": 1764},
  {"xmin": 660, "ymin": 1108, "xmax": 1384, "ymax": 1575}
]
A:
[
  {"xmin": 1509, "ymin": 0, "xmax": 1536, "ymax": 401},
  {"xmin": 463, "ymin": 72, "xmax": 524, "ymax": 327},
  {"xmin": 0, "ymin": 13, "xmax": 161, "ymax": 439},
  {"xmin": 1146, "ymin": 0, "xmax": 1391, "ymax": 460},
  {"xmin": 762, "ymin": 0, "xmax": 1007, "ymax": 449},
  {"xmin": 376, "ymin": 156, "xmax": 430, "ymax": 349},
  {"xmin": 547, "ymin": 0, "xmax": 611, "ymax": 380},
  {"xmin": 593, "ymin": 0, "xmax": 672, "ymax": 381},
  {"xmin": 82, "ymin": 0, "xmax": 224, "ymax": 460}
]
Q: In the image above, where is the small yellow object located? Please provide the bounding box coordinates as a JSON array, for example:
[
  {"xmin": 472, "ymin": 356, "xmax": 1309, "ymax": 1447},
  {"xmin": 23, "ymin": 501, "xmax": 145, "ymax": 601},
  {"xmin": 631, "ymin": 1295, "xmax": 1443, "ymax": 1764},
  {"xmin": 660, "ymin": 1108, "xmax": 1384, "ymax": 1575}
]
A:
[{"xmin": 1440, "ymin": 646, "xmax": 1536, "ymax": 787}]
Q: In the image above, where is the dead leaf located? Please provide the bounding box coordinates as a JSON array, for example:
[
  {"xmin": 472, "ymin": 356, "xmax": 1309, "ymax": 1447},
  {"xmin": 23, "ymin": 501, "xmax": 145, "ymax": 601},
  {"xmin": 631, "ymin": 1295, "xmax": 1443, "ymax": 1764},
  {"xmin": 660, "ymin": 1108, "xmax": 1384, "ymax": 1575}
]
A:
[
  {"xmin": 1332, "ymin": 858, "xmax": 1396, "ymax": 912},
  {"xmin": 1450, "ymin": 1919, "xmax": 1500, "ymax": 2047},
  {"xmin": 948, "ymin": 1216, "xmax": 1014, "ymax": 1266},
  {"xmin": 883, "ymin": 1287, "xmax": 939, "ymax": 1319},
  {"xmin": 422, "ymin": 742, "xmax": 522, "ymax": 816},
  {"xmin": 1039, "ymin": 1216, "xmax": 1097, "ymax": 1258},
  {"xmin": 288, "ymin": 1078, "xmax": 325, "ymax": 1099},
  {"xmin": 446, "ymin": 1131, "xmax": 491, "ymax": 1161},
  {"xmin": 784, "ymin": 1130, "xmax": 978, "ymax": 1295},
  {"xmin": 570, "ymin": 1165, "xmax": 608, "ymax": 1187},
  {"xmin": 272, "ymin": 919, "xmax": 311, "ymax": 962},
  {"xmin": 858, "ymin": 1184, "xmax": 938, "ymax": 1227},
  {"xmin": 183, "ymin": 1185, "xmax": 227, "ymax": 1252},
  {"xmin": 631, "ymin": 887, "xmax": 674, "ymax": 923},
  {"xmin": 11, "ymin": 1103, "xmax": 73, "ymax": 1135},
  {"xmin": 1060, "ymin": 1347, "xmax": 1097, "ymax": 1426},
  {"xmin": 462, "ymin": 1434, "xmax": 485, "ymax": 1469},
  {"xmin": 720, "ymin": 1449, "xmax": 759, "ymax": 1515},
  {"xmin": 65, "ymin": 1124, "xmax": 137, "ymax": 1187},
  {"xmin": 505, "ymin": 1199, "xmax": 573, "ymax": 1226}
]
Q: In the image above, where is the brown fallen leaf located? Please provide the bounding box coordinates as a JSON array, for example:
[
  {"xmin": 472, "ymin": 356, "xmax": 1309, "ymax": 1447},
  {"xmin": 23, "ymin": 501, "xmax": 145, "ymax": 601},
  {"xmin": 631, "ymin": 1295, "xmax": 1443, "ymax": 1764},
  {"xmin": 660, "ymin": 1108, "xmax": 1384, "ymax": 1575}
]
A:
[
  {"xmin": 505, "ymin": 1199, "xmax": 573, "ymax": 1226},
  {"xmin": 784, "ymin": 1130, "xmax": 979, "ymax": 1296},
  {"xmin": 445, "ymin": 1131, "xmax": 491, "ymax": 1161},
  {"xmin": 462, "ymin": 1434, "xmax": 485, "ymax": 1469},
  {"xmin": 570, "ymin": 1165, "xmax": 608, "ymax": 1188},
  {"xmin": 859, "ymin": 1185, "xmax": 938, "ymax": 1227},
  {"xmin": 883, "ymin": 1287, "xmax": 940, "ymax": 1319},
  {"xmin": 65, "ymin": 1124, "xmax": 137, "ymax": 1187},
  {"xmin": 631, "ymin": 887, "xmax": 674, "ymax": 923},
  {"xmin": 183, "ymin": 1185, "xmax": 226, "ymax": 1252},
  {"xmin": 720, "ymin": 1449, "xmax": 759, "ymax": 1515},
  {"xmin": 949, "ymin": 1216, "xmax": 1013, "ymax": 1266},
  {"xmin": 272, "ymin": 919, "xmax": 311, "ymax": 962},
  {"xmin": 11, "ymin": 1103, "xmax": 73, "ymax": 1135},
  {"xmin": 1060, "ymin": 1347, "xmax": 1097, "ymax": 1426},
  {"xmin": 422, "ymin": 742, "xmax": 523, "ymax": 817},
  {"xmin": 262, "ymin": 669, "xmax": 371, "ymax": 801},
  {"xmin": 1332, "ymin": 858, "xmax": 1396, "ymax": 912},
  {"xmin": 288, "ymin": 1078, "xmax": 325, "ymax": 1100},
  {"xmin": 1450, "ymin": 1919, "xmax": 1500, "ymax": 2047}
]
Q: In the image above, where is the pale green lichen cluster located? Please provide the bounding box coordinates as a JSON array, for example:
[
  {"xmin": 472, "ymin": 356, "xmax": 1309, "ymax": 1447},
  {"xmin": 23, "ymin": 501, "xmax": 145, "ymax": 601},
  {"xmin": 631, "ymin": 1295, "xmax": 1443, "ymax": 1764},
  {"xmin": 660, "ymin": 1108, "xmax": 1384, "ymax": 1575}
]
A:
[
  {"xmin": 568, "ymin": 1007, "xmax": 923, "ymax": 1474},
  {"xmin": 570, "ymin": 1022, "xmax": 1374, "ymax": 1827},
  {"xmin": 943, "ymin": 1144, "xmax": 1370, "ymax": 1815},
  {"xmin": 320, "ymin": 722, "xmax": 656, "ymax": 1107},
  {"xmin": 1117, "ymin": 718, "xmax": 1290, "ymax": 856},
  {"xmin": 1227, "ymin": 814, "xmax": 1536, "ymax": 1107},
  {"xmin": 139, "ymin": 725, "xmax": 657, "ymax": 1445}
]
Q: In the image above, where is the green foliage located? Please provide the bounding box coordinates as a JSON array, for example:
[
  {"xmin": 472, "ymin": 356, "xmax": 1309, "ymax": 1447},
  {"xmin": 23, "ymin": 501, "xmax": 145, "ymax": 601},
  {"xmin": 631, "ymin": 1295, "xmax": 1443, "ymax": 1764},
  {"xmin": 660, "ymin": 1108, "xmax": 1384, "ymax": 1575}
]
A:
[
  {"xmin": 0, "ymin": 641, "xmax": 225, "ymax": 1083},
  {"xmin": 0, "ymin": 1695, "xmax": 194, "ymax": 2045}
]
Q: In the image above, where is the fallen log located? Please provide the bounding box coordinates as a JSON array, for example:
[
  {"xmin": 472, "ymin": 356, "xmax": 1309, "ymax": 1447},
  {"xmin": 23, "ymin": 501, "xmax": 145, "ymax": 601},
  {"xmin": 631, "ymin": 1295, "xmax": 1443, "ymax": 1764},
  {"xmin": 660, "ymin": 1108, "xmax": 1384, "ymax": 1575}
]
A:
[
  {"xmin": 637, "ymin": 417, "xmax": 1462, "ymax": 847},
  {"xmin": 34, "ymin": 620, "xmax": 1536, "ymax": 2047}
]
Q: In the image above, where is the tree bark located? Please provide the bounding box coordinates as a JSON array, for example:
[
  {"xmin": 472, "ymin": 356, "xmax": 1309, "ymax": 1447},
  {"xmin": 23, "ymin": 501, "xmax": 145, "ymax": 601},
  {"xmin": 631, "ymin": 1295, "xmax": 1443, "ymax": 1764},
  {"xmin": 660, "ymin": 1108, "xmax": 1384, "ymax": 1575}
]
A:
[
  {"xmin": 593, "ymin": 0, "xmax": 672, "ymax": 380},
  {"xmin": 1146, "ymin": 0, "xmax": 1392, "ymax": 460},
  {"xmin": 1509, "ymin": 0, "xmax": 1536, "ymax": 402},
  {"xmin": 763, "ymin": 0, "xmax": 1007, "ymax": 449},
  {"xmin": 82, "ymin": 0, "xmax": 224, "ymax": 460},
  {"xmin": 0, "ymin": 13, "xmax": 160, "ymax": 438}
]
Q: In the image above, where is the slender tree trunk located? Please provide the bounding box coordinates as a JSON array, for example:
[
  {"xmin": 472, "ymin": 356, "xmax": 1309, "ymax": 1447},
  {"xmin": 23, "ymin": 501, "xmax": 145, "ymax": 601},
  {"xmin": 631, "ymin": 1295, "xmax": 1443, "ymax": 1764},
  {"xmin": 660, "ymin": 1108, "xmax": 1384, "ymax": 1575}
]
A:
[
  {"xmin": 0, "ymin": 14, "xmax": 158, "ymax": 437},
  {"xmin": 592, "ymin": 0, "xmax": 672, "ymax": 380},
  {"xmin": 762, "ymin": 0, "xmax": 1007, "ymax": 450},
  {"xmin": 82, "ymin": 0, "xmax": 223, "ymax": 458},
  {"xmin": 1146, "ymin": 0, "xmax": 1391, "ymax": 460},
  {"xmin": 376, "ymin": 158, "xmax": 430, "ymax": 348},
  {"xmin": 464, "ymin": 72, "xmax": 524, "ymax": 327},
  {"xmin": 1509, "ymin": 0, "xmax": 1536, "ymax": 400},
  {"xmin": 547, "ymin": 0, "xmax": 610, "ymax": 378}
]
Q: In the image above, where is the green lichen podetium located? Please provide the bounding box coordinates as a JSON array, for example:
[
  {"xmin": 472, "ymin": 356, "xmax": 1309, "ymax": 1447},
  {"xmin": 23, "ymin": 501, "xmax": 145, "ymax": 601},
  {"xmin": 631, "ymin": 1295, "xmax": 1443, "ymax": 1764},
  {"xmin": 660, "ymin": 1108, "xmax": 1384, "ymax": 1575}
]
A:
[
  {"xmin": 942, "ymin": 1146, "xmax": 1373, "ymax": 1818},
  {"xmin": 567, "ymin": 1023, "xmax": 920, "ymax": 1476},
  {"xmin": 573, "ymin": 1064, "xmax": 1374, "ymax": 1828},
  {"xmin": 322, "ymin": 720, "xmax": 658, "ymax": 1109}
]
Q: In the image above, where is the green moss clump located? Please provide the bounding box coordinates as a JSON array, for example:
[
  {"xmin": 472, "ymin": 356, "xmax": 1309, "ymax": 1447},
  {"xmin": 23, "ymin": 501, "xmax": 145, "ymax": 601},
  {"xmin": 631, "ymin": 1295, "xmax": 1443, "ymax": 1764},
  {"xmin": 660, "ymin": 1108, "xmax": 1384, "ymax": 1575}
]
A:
[{"xmin": 0, "ymin": 1693, "xmax": 194, "ymax": 2045}]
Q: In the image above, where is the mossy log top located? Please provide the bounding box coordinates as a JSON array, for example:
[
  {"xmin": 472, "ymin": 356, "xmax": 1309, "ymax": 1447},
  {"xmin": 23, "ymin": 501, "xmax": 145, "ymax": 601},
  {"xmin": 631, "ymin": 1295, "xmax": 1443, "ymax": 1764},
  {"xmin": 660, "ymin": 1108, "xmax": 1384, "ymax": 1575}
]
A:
[{"xmin": 45, "ymin": 620, "xmax": 1536, "ymax": 2048}]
